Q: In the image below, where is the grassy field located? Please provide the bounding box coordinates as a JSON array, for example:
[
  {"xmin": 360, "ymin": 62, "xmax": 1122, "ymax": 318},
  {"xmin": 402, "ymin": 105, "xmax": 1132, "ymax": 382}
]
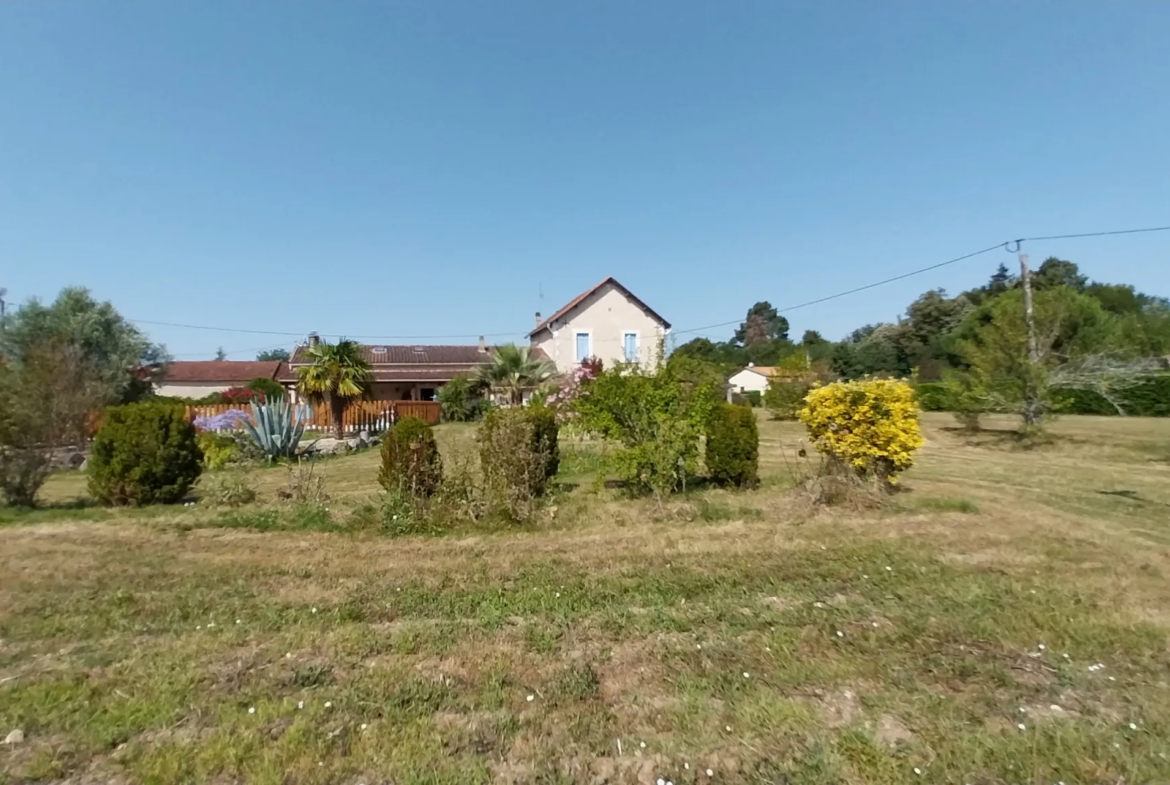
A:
[{"xmin": 2, "ymin": 413, "xmax": 1169, "ymax": 784}]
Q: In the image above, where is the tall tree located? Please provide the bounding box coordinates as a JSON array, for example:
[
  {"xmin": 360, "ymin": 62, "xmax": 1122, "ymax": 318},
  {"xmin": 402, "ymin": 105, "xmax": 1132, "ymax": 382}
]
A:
[
  {"xmin": 256, "ymin": 348, "xmax": 291, "ymax": 362},
  {"xmin": 214, "ymin": 347, "xmax": 227, "ymax": 361},
  {"xmin": 475, "ymin": 344, "xmax": 556, "ymax": 406},
  {"xmin": 952, "ymin": 287, "xmax": 1124, "ymax": 424},
  {"xmin": 295, "ymin": 339, "xmax": 373, "ymax": 439},
  {"xmin": 734, "ymin": 302, "xmax": 789, "ymax": 346},
  {"xmin": 0, "ymin": 287, "xmax": 168, "ymax": 404},
  {"xmin": 1034, "ymin": 258, "xmax": 1088, "ymax": 292},
  {"xmin": 0, "ymin": 342, "xmax": 104, "ymax": 506}
]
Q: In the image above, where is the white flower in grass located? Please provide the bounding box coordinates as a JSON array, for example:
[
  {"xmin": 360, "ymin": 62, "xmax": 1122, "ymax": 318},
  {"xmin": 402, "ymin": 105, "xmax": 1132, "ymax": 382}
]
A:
[
  {"xmin": 1109, "ymin": 676, "xmax": 1116, "ymax": 681},
  {"xmin": 235, "ymin": 619, "xmax": 241, "ymax": 625},
  {"xmin": 913, "ymin": 768, "xmax": 922, "ymax": 775},
  {"xmin": 324, "ymin": 701, "xmax": 332, "ymax": 708},
  {"xmin": 248, "ymin": 707, "xmax": 256, "ymax": 715},
  {"xmin": 836, "ymin": 631, "xmax": 844, "ymax": 638},
  {"xmin": 639, "ymin": 741, "xmax": 646, "ymax": 748},
  {"xmin": 871, "ymin": 622, "xmax": 879, "ymax": 628},
  {"xmin": 207, "ymin": 622, "xmax": 215, "ymax": 628},
  {"xmin": 706, "ymin": 769, "xmax": 714, "ymax": 777},
  {"xmin": 885, "ymin": 566, "xmax": 892, "ymax": 572},
  {"xmin": 297, "ymin": 701, "xmax": 304, "ymax": 710},
  {"xmin": 743, "ymin": 672, "xmax": 750, "ymax": 679},
  {"xmin": 725, "ymin": 725, "xmax": 731, "ymax": 732},
  {"xmin": 361, "ymin": 723, "xmax": 368, "ymax": 730},
  {"xmin": 526, "ymin": 695, "xmax": 535, "ymax": 703},
  {"xmin": 1037, "ymin": 643, "xmax": 1046, "ymax": 651},
  {"xmin": 1129, "ymin": 722, "xmax": 1138, "ymax": 730},
  {"xmin": 657, "ymin": 779, "xmax": 665, "ymax": 785},
  {"xmin": 1017, "ymin": 723, "xmax": 1026, "ymax": 730},
  {"xmin": 684, "ymin": 763, "xmax": 689, "ymax": 770},
  {"xmin": 311, "ymin": 607, "xmax": 318, "ymax": 614}
]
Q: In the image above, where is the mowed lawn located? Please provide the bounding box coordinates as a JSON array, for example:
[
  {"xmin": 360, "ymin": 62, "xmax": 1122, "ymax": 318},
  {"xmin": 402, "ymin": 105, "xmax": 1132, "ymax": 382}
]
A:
[{"xmin": 2, "ymin": 414, "xmax": 1170, "ymax": 784}]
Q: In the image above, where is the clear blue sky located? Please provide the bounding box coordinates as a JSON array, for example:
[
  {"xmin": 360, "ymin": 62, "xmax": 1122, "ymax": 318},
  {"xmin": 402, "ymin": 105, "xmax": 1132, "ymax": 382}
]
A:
[{"xmin": 2, "ymin": 1, "xmax": 1168, "ymax": 359}]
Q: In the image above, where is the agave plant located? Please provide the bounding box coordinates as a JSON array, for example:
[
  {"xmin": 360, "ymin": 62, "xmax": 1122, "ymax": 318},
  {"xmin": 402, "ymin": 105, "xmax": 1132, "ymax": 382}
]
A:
[{"xmin": 241, "ymin": 399, "xmax": 305, "ymax": 461}]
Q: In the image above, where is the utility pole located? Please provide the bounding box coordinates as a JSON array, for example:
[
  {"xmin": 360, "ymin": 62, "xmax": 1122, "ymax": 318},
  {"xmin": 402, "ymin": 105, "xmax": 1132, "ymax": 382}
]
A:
[{"xmin": 1019, "ymin": 253, "xmax": 1041, "ymax": 425}]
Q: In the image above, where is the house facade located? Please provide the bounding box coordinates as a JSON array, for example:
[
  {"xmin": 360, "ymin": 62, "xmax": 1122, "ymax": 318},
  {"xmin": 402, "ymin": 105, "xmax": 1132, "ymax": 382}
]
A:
[
  {"xmin": 528, "ymin": 277, "xmax": 671, "ymax": 372},
  {"xmin": 727, "ymin": 364, "xmax": 778, "ymax": 395},
  {"xmin": 155, "ymin": 361, "xmax": 284, "ymax": 398}
]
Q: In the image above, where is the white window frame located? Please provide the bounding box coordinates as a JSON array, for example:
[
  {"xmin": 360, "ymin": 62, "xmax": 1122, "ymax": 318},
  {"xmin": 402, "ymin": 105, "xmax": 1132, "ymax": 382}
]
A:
[
  {"xmin": 622, "ymin": 330, "xmax": 639, "ymax": 364},
  {"xmin": 574, "ymin": 330, "xmax": 593, "ymax": 362}
]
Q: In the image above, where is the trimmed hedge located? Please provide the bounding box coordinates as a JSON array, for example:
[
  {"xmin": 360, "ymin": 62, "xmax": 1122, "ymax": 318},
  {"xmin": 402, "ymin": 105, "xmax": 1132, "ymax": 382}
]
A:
[
  {"xmin": 705, "ymin": 403, "xmax": 760, "ymax": 488},
  {"xmin": 480, "ymin": 406, "xmax": 560, "ymax": 497},
  {"xmin": 378, "ymin": 417, "xmax": 443, "ymax": 497},
  {"xmin": 88, "ymin": 403, "xmax": 203, "ymax": 506},
  {"xmin": 916, "ymin": 374, "xmax": 1170, "ymax": 416}
]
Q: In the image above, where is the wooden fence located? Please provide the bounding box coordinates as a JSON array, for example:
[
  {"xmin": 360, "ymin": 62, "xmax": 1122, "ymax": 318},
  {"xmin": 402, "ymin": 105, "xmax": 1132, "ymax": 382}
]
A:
[
  {"xmin": 91, "ymin": 400, "xmax": 441, "ymax": 436},
  {"xmin": 190, "ymin": 401, "xmax": 441, "ymax": 432}
]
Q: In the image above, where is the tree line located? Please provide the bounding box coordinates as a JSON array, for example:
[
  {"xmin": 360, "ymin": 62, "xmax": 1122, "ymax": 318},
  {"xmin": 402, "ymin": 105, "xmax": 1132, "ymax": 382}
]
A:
[{"xmin": 676, "ymin": 257, "xmax": 1170, "ymax": 378}]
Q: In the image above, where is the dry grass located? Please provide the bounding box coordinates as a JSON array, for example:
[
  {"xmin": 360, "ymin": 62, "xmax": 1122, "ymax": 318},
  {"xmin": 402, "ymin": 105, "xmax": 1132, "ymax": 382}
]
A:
[{"xmin": 2, "ymin": 415, "xmax": 1170, "ymax": 784}]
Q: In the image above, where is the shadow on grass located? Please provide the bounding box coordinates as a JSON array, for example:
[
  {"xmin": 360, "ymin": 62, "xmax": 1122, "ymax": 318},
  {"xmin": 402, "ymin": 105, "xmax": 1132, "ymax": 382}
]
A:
[{"xmin": 1097, "ymin": 489, "xmax": 1170, "ymax": 508}]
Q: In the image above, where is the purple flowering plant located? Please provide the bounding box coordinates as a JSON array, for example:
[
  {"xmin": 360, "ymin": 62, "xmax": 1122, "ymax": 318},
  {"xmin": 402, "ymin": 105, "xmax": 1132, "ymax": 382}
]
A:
[{"xmin": 193, "ymin": 408, "xmax": 251, "ymax": 432}]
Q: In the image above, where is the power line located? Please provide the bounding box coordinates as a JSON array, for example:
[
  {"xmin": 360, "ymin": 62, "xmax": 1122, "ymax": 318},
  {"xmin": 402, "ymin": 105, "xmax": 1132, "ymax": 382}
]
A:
[
  {"xmin": 1018, "ymin": 225, "xmax": 1170, "ymax": 243},
  {"xmin": 673, "ymin": 223, "xmax": 1170, "ymax": 337},
  {"xmin": 672, "ymin": 242, "xmax": 1006, "ymax": 336},
  {"xmin": 129, "ymin": 318, "xmax": 522, "ymax": 341}
]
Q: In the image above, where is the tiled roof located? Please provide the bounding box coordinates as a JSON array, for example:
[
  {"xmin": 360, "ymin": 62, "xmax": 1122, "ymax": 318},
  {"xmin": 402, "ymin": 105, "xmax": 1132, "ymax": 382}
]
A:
[
  {"xmin": 162, "ymin": 361, "xmax": 283, "ymax": 383},
  {"xmin": 528, "ymin": 277, "xmax": 670, "ymax": 337},
  {"xmin": 279, "ymin": 344, "xmax": 550, "ymax": 383},
  {"xmin": 288, "ymin": 344, "xmax": 495, "ymax": 366}
]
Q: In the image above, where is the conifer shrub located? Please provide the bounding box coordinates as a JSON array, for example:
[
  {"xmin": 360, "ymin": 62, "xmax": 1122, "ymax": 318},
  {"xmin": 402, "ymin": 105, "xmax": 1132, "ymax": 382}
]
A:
[
  {"xmin": 705, "ymin": 403, "xmax": 760, "ymax": 488},
  {"xmin": 88, "ymin": 402, "xmax": 203, "ymax": 506},
  {"xmin": 479, "ymin": 406, "xmax": 560, "ymax": 520},
  {"xmin": 378, "ymin": 417, "xmax": 442, "ymax": 497}
]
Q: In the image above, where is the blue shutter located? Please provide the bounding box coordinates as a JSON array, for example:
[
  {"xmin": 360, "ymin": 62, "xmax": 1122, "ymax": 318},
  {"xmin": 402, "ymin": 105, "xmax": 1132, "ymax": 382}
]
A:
[
  {"xmin": 576, "ymin": 333, "xmax": 590, "ymax": 361},
  {"xmin": 623, "ymin": 333, "xmax": 637, "ymax": 362}
]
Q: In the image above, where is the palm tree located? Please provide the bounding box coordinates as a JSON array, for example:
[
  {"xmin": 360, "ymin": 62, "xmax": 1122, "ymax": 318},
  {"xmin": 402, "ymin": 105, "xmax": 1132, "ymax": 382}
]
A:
[
  {"xmin": 295, "ymin": 339, "xmax": 373, "ymax": 439},
  {"xmin": 475, "ymin": 344, "xmax": 556, "ymax": 406}
]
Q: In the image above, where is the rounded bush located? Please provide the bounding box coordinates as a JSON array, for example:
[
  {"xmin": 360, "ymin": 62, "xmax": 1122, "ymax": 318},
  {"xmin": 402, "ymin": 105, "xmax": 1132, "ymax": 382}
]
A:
[
  {"xmin": 378, "ymin": 417, "xmax": 443, "ymax": 497},
  {"xmin": 798, "ymin": 379, "xmax": 924, "ymax": 485},
  {"xmin": 705, "ymin": 403, "xmax": 760, "ymax": 488},
  {"xmin": 88, "ymin": 402, "xmax": 203, "ymax": 506}
]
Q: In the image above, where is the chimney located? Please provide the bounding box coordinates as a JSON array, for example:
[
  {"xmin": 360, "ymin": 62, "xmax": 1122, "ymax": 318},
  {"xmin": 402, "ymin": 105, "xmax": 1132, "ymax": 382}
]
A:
[
  {"xmin": 534, "ymin": 311, "xmax": 542, "ymax": 328},
  {"xmin": 478, "ymin": 335, "xmax": 487, "ymax": 352},
  {"xmin": 308, "ymin": 332, "xmax": 320, "ymax": 347}
]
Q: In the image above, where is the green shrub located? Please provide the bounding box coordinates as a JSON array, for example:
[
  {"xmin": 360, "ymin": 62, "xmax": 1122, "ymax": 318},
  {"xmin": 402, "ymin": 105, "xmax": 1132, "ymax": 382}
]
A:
[
  {"xmin": 763, "ymin": 380, "xmax": 811, "ymax": 420},
  {"xmin": 196, "ymin": 432, "xmax": 238, "ymax": 470},
  {"xmin": 1051, "ymin": 375, "xmax": 1170, "ymax": 417},
  {"xmin": 198, "ymin": 470, "xmax": 257, "ymax": 507},
  {"xmin": 247, "ymin": 376, "xmax": 286, "ymax": 401},
  {"xmin": 705, "ymin": 403, "xmax": 760, "ymax": 488},
  {"xmin": 745, "ymin": 390, "xmax": 762, "ymax": 408},
  {"xmin": 479, "ymin": 406, "xmax": 559, "ymax": 520},
  {"xmin": 573, "ymin": 362, "xmax": 716, "ymax": 496},
  {"xmin": 88, "ymin": 403, "xmax": 203, "ymax": 506},
  {"xmin": 378, "ymin": 417, "xmax": 443, "ymax": 497},
  {"xmin": 914, "ymin": 382, "xmax": 950, "ymax": 412}
]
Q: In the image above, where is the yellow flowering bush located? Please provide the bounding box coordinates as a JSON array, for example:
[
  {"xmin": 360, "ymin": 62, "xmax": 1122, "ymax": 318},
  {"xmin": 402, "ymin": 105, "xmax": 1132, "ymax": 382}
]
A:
[{"xmin": 797, "ymin": 379, "xmax": 924, "ymax": 485}]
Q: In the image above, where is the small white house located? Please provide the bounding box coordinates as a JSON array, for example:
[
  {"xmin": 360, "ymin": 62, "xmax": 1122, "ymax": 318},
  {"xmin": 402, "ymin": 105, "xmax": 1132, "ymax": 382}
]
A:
[
  {"xmin": 528, "ymin": 277, "xmax": 670, "ymax": 372},
  {"xmin": 727, "ymin": 364, "xmax": 778, "ymax": 395}
]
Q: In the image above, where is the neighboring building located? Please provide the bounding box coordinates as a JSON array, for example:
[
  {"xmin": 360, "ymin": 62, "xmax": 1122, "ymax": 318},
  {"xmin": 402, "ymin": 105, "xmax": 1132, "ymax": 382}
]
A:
[
  {"xmin": 279, "ymin": 336, "xmax": 531, "ymax": 402},
  {"xmin": 528, "ymin": 277, "xmax": 671, "ymax": 371},
  {"xmin": 727, "ymin": 364, "xmax": 778, "ymax": 395},
  {"xmin": 154, "ymin": 361, "xmax": 284, "ymax": 398}
]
